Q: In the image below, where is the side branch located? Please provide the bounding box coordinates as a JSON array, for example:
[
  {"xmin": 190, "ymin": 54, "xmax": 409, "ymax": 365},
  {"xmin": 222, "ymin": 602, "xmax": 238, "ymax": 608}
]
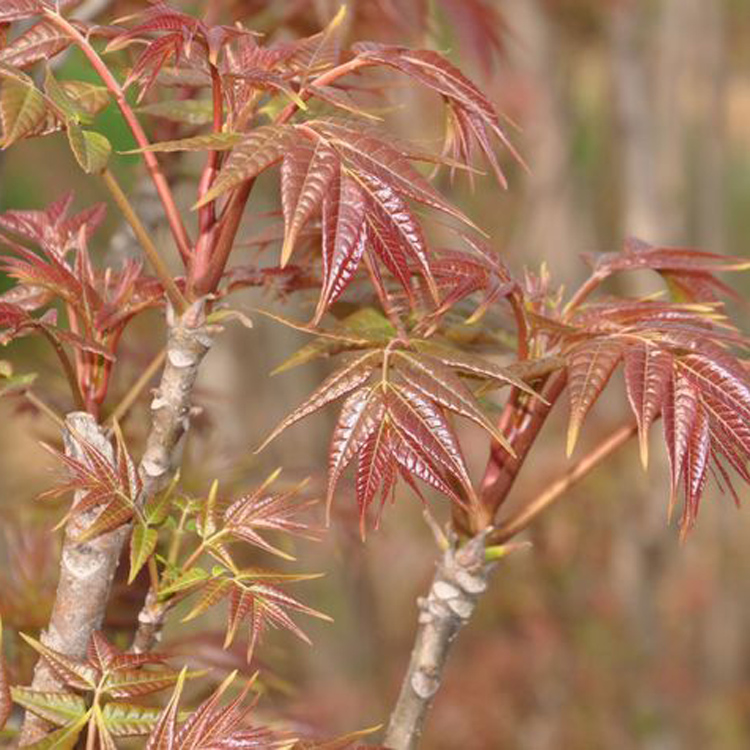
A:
[
  {"xmin": 491, "ymin": 421, "xmax": 638, "ymax": 543},
  {"xmin": 480, "ymin": 371, "xmax": 568, "ymax": 517},
  {"xmin": 20, "ymin": 304, "xmax": 213, "ymax": 744},
  {"xmin": 138, "ymin": 301, "xmax": 213, "ymax": 500},
  {"xmin": 19, "ymin": 414, "xmax": 129, "ymax": 745},
  {"xmin": 384, "ymin": 533, "xmax": 492, "ymax": 750},
  {"xmin": 132, "ymin": 302, "xmax": 214, "ymax": 652}
]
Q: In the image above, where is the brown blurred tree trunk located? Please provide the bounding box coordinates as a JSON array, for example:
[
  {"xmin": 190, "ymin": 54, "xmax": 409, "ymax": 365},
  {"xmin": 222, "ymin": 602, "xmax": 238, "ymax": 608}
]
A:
[{"xmin": 503, "ymin": 0, "xmax": 593, "ymax": 285}]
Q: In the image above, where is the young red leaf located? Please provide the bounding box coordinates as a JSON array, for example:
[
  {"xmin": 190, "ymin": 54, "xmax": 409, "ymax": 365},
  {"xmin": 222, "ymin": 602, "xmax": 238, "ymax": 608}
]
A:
[
  {"xmin": 223, "ymin": 484, "xmax": 318, "ymax": 559},
  {"xmin": 315, "ymin": 169, "xmax": 368, "ymax": 320},
  {"xmin": 352, "ymin": 44, "xmax": 522, "ymax": 186},
  {"xmin": 144, "ymin": 667, "xmax": 187, "ymax": 750},
  {"xmin": 19, "ymin": 633, "xmax": 98, "ymax": 691},
  {"xmin": 355, "ymin": 420, "xmax": 393, "ymax": 535},
  {"xmin": 680, "ymin": 405, "xmax": 710, "ymax": 532},
  {"xmin": 359, "ymin": 171, "xmax": 438, "ymax": 303},
  {"xmin": 412, "ymin": 340, "xmax": 538, "ymax": 396},
  {"xmin": 662, "ymin": 365, "xmax": 699, "ymax": 519},
  {"xmin": 0, "ymin": 19, "xmax": 73, "ymax": 68},
  {"xmin": 103, "ymin": 668, "xmax": 184, "ymax": 700},
  {"xmin": 0, "ymin": 1, "xmax": 47, "ymax": 24},
  {"xmin": 195, "ymin": 125, "xmax": 293, "ymax": 208},
  {"xmin": 310, "ymin": 119, "xmax": 477, "ymax": 228},
  {"xmin": 257, "ymin": 350, "xmax": 379, "ymax": 452},
  {"xmin": 624, "ymin": 342, "xmax": 672, "ymax": 467},
  {"xmin": 39, "ymin": 429, "xmax": 140, "ymax": 541},
  {"xmin": 394, "ymin": 351, "xmax": 511, "ymax": 449},
  {"xmin": 387, "ymin": 384, "xmax": 475, "ymax": 501},
  {"xmin": 565, "ymin": 337, "xmax": 623, "ymax": 456},
  {"xmin": 327, "ymin": 386, "xmax": 385, "ymax": 515},
  {"xmin": 281, "ymin": 136, "xmax": 338, "ymax": 266},
  {"xmin": 174, "ymin": 672, "xmax": 287, "ymax": 749},
  {"xmin": 388, "ymin": 429, "xmax": 463, "ymax": 503}
]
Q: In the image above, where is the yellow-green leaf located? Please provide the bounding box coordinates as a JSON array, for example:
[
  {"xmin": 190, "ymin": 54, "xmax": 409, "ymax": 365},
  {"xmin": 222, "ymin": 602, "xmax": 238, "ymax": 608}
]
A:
[
  {"xmin": 129, "ymin": 523, "xmax": 158, "ymax": 584},
  {"xmin": 158, "ymin": 567, "xmax": 209, "ymax": 596},
  {"xmin": 11, "ymin": 687, "xmax": 87, "ymax": 727},
  {"xmin": 138, "ymin": 99, "xmax": 214, "ymax": 126},
  {"xmin": 1, "ymin": 75, "xmax": 47, "ymax": 146},
  {"xmin": 22, "ymin": 713, "xmax": 90, "ymax": 750},
  {"xmin": 44, "ymin": 67, "xmax": 87, "ymax": 124},
  {"xmin": 100, "ymin": 702, "xmax": 163, "ymax": 737},
  {"xmin": 61, "ymin": 81, "xmax": 109, "ymax": 119},
  {"xmin": 123, "ymin": 132, "xmax": 244, "ymax": 154},
  {"xmin": 199, "ymin": 479, "xmax": 219, "ymax": 538},
  {"xmin": 67, "ymin": 122, "xmax": 111, "ymax": 174}
]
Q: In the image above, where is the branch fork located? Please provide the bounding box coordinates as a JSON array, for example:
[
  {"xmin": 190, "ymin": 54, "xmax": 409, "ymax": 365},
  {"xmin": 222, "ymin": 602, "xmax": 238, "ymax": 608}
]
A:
[{"xmin": 20, "ymin": 301, "xmax": 215, "ymax": 744}]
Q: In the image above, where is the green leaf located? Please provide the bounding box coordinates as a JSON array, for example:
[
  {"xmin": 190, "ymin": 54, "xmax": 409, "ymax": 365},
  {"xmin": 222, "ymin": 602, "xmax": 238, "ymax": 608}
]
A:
[
  {"xmin": 100, "ymin": 702, "xmax": 163, "ymax": 737},
  {"xmin": 158, "ymin": 567, "xmax": 209, "ymax": 596},
  {"xmin": 21, "ymin": 714, "xmax": 90, "ymax": 750},
  {"xmin": 123, "ymin": 132, "xmax": 245, "ymax": 154},
  {"xmin": 0, "ymin": 370, "xmax": 36, "ymax": 397},
  {"xmin": 0, "ymin": 74, "xmax": 47, "ymax": 146},
  {"xmin": 199, "ymin": 479, "xmax": 220, "ymax": 539},
  {"xmin": 10, "ymin": 687, "xmax": 88, "ymax": 727},
  {"xmin": 60, "ymin": 82, "xmax": 109, "ymax": 119},
  {"xmin": 67, "ymin": 122, "xmax": 111, "ymax": 174},
  {"xmin": 271, "ymin": 308, "xmax": 394, "ymax": 375},
  {"xmin": 138, "ymin": 99, "xmax": 215, "ymax": 126},
  {"xmin": 144, "ymin": 472, "xmax": 179, "ymax": 525},
  {"xmin": 44, "ymin": 67, "xmax": 88, "ymax": 124},
  {"xmin": 93, "ymin": 704, "xmax": 117, "ymax": 750},
  {"xmin": 129, "ymin": 523, "xmax": 158, "ymax": 584}
]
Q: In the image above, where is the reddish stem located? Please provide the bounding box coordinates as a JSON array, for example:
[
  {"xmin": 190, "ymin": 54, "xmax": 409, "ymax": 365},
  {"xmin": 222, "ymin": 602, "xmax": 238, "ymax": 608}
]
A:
[
  {"xmin": 562, "ymin": 269, "xmax": 607, "ymax": 319},
  {"xmin": 490, "ymin": 422, "xmax": 638, "ymax": 543},
  {"xmin": 479, "ymin": 371, "xmax": 568, "ymax": 520},
  {"xmin": 197, "ymin": 65, "xmax": 224, "ymax": 235},
  {"xmin": 192, "ymin": 180, "xmax": 254, "ymax": 296},
  {"xmin": 43, "ymin": 10, "xmax": 193, "ymax": 265},
  {"xmin": 193, "ymin": 58, "xmax": 371, "ymax": 296},
  {"xmin": 39, "ymin": 327, "xmax": 87, "ymax": 412}
]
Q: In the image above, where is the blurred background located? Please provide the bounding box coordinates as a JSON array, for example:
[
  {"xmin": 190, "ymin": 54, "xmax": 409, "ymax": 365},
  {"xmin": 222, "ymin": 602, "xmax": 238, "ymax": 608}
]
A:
[{"xmin": 1, "ymin": 0, "xmax": 750, "ymax": 748}]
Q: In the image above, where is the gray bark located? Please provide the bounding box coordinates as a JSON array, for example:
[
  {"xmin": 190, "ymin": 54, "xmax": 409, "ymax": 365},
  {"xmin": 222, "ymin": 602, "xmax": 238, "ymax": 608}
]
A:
[{"xmin": 384, "ymin": 534, "xmax": 492, "ymax": 750}]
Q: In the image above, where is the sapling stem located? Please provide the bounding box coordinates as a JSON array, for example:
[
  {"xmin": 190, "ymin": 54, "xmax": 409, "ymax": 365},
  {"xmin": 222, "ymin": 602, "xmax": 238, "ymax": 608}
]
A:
[{"xmin": 101, "ymin": 169, "xmax": 187, "ymax": 313}]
